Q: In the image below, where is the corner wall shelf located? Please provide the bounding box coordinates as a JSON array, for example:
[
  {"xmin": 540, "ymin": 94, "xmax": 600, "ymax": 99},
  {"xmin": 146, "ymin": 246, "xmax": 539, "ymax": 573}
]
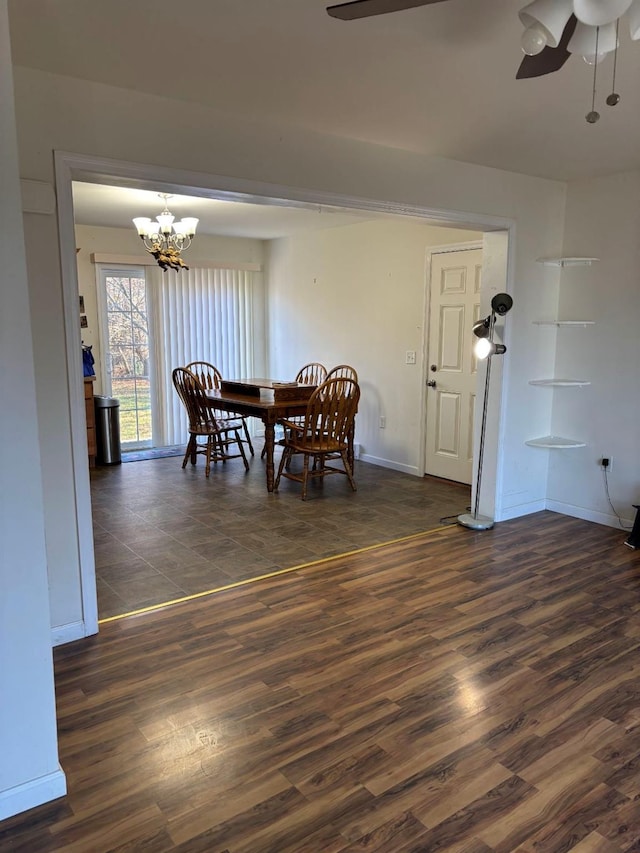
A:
[
  {"xmin": 536, "ymin": 257, "xmax": 599, "ymax": 267},
  {"xmin": 526, "ymin": 436, "xmax": 586, "ymax": 449},
  {"xmin": 529, "ymin": 379, "xmax": 590, "ymax": 387},
  {"xmin": 533, "ymin": 320, "xmax": 595, "ymax": 326}
]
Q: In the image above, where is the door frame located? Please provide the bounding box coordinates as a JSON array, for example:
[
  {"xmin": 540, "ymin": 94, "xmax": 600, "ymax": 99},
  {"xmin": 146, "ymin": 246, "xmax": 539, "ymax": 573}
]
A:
[
  {"xmin": 421, "ymin": 234, "xmax": 512, "ymax": 516},
  {"xmin": 54, "ymin": 149, "xmax": 515, "ymax": 639},
  {"xmin": 423, "ymin": 240, "xmax": 484, "ymax": 485},
  {"xmin": 96, "ymin": 264, "xmax": 154, "ymax": 449}
]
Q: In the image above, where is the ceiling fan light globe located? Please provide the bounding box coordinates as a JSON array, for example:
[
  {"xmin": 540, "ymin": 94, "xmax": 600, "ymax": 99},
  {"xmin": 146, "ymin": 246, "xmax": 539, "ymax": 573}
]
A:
[
  {"xmin": 521, "ymin": 24, "xmax": 548, "ymax": 54},
  {"xmin": 628, "ymin": 0, "xmax": 640, "ymax": 38},
  {"xmin": 568, "ymin": 20, "xmax": 617, "ymax": 54},
  {"xmin": 519, "ymin": 0, "xmax": 574, "ymax": 47},
  {"xmin": 573, "ymin": 0, "xmax": 632, "ymax": 26},
  {"xmin": 582, "ymin": 50, "xmax": 608, "ymax": 63}
]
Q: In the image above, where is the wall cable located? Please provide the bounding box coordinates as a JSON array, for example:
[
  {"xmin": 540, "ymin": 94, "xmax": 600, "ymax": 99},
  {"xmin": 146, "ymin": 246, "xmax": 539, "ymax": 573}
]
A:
[{"xmin": 603, "ymin": 467, "xmax": 632, "ymax": 530}]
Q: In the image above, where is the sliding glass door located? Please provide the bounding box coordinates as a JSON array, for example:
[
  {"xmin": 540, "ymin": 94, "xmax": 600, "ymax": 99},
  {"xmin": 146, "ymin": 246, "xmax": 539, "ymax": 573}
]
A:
[
  {"xmin": 97, "ymin": 263, "xmax": 261, "ymax": 451},
  {"xmin": 99, "ymin": 267, "xmax": 153, "ymax": 449}
]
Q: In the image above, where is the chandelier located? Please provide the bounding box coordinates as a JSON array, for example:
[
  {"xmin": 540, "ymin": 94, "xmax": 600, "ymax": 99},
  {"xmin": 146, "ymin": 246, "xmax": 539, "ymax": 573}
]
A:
[
  {"xmin": 132, "ymin": 194, "xmax": 199, "ymax": 272},
  {"xmin": 518, "ymin": 0, "xmax": 640, "ymax": 122}
]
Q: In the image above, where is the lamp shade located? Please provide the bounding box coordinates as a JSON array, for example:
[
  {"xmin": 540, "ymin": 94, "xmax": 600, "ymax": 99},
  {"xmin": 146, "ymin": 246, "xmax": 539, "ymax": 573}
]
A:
[
  {"xmin": 568, "ymin": 20, "xmax": 617, "ymax": 54},
  {"xmin": 181, "ymin": 217, "xmax": 199, "ymax": 236},
  {"xmin": 473, "ymin": 317, "xmax": 491, "ymax": 338},
  {"xmin": 132, "ymin": 217, "xmax": 151, "ymax": 236},
  {"xmin": 519, "ymin": 0, "xmax": 574, "ymax": 47},
  {"xmin": 573, "ymin": 0, "xmax": 633, "ymax": 26}
]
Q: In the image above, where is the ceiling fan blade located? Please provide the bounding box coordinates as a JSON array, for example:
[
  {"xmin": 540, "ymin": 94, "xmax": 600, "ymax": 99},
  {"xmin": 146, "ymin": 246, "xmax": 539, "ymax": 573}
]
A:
[
  {"xmin": 327, "ymin": 0, "xmax": 449, "ymax": 21},
  {"xmin": 516, "ymin": 14, "xmax": 577, "ymax": 79}
]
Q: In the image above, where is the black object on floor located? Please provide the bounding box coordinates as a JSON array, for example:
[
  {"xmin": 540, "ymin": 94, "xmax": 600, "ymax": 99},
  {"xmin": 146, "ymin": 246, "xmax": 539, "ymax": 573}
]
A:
[{"xmin": 625, "ymin": 504, "xmax": 640, "ymax": 549}]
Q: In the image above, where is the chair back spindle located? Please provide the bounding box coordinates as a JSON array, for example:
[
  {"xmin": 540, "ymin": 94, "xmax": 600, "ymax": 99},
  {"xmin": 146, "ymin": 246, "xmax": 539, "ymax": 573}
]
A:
[
  {"xmin": 326, "ymin": 364, "xmax": 358, "ymax": 383},
  {"xmin": 296, "ymin": 362, "xmax": 327, "ymax": 386}
]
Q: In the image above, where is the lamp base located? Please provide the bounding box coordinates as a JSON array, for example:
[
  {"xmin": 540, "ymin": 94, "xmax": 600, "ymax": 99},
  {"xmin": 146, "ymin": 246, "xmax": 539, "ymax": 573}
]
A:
[{"xmin": 457, "ymin": 512, "xmax": 495, "ymax": 531}]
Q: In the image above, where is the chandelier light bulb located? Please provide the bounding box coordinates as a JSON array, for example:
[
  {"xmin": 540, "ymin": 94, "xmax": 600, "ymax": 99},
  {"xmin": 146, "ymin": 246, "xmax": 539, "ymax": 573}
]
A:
[{"xmin": 521, "ymin": 23, "xmax": 549, "ymax": 53}]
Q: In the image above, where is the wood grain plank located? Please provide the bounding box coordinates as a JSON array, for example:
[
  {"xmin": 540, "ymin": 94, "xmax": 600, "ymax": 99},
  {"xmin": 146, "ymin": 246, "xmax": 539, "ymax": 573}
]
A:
[{"xmin": 3, "ymin": 511, "xmax": 640, "ymax": 852}]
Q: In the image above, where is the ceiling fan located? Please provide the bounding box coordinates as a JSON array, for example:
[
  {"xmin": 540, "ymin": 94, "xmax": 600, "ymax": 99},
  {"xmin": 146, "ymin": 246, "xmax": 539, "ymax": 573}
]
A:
[{"xmin": 325, "ymin": 0, "xmax": 640, "ymax": 86}]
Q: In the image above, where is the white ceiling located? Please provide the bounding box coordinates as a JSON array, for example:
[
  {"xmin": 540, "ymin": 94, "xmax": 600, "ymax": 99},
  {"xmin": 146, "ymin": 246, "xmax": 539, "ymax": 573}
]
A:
[
  {"xmin": 9, "ymin": 0, "xmax": 640, "ymax": 183},
  {"xmin": 71, "ymin": 183, "xmax": 385, "ymax": 239}
]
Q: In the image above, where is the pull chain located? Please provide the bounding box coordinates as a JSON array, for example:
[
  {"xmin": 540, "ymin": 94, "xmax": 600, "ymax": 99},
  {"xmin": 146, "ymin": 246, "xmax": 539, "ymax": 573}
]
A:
[
  {"xmin": 606, "ymin": 18, "xmax": 621, "ymax": 106},
  {"xmin": 586, "ymin": 26, "xmax": 601, "ymax": 123}
]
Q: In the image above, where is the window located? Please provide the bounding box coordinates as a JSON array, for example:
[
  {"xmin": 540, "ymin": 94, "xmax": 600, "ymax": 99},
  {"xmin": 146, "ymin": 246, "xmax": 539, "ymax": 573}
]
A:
[{"xmin": 99, "ymin": 267, "xmax": 152, "ymax": 448}]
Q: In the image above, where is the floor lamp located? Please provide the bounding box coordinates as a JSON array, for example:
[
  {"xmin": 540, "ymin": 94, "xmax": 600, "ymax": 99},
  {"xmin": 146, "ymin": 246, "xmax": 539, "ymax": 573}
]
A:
[{"xmin": 458, "ymin": 293, "xmax": 513, "ymax": 531}]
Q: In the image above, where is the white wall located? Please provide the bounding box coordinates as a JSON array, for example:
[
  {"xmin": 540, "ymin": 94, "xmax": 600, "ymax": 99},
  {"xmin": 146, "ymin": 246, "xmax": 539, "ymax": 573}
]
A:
[
  {"xmin": 0, "ymin": 1, "xmax": 65, "ymax": 819},
  {"xmin": 10, "ymin": 64, "xmax": 567, "ymax": 654},
  {"xmin": 267, "ymin": 219, "xmax": 481, "ymax": 473},
  {"xmin": 75, "ymin": 223, "xmax": 266, "ymax": 395},
  {"xmin": 546, "ymin": 171, "xmax": 640, "ymax": 525}
]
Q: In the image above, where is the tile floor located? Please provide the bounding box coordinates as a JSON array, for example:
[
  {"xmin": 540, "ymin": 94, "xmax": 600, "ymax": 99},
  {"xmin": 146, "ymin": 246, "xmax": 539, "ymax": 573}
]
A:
[{"xmin": 90, "ymin": 451, "xmax": 471, "ymax": 620}]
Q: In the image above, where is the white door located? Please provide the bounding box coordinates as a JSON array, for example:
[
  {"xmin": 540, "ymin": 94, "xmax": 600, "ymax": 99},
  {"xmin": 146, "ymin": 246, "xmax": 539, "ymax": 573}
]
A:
[{"xmin": 425, "ymin": 247, "xmax": 482, "ymax": 484}]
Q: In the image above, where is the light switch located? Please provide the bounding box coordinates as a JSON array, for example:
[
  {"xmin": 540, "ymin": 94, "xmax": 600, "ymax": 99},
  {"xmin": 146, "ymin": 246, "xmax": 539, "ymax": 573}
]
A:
[{"xmin": 405, "ymin": 350, "xmax": 416, "ymax": 364}]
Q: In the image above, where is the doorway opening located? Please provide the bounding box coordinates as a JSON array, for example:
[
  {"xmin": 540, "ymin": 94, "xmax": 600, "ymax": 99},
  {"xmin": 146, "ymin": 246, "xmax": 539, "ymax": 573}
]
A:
[{"xmin": 55, "ymin": 151, "xmax": 513, "ymax": 635}]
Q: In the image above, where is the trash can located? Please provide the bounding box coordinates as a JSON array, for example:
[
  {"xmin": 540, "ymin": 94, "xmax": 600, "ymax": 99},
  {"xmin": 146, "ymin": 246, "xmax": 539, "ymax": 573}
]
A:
[{"xmin": 94, "ymin": 395, "xmax": 121, "ymax": 465}]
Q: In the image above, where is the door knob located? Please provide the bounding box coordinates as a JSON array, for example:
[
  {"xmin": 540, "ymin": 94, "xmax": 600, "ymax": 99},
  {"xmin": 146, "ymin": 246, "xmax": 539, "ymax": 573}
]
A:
[{"xmin": 427, "ymin": 380, "xmax": 437, "ymax": 388}]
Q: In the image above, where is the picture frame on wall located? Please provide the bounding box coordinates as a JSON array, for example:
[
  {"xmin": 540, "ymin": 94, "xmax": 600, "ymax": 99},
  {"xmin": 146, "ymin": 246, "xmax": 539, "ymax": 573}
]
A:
[
  {"xmin": 79, "ymin": 295, "xmax": 85, "ymax": 313},
  {"xmin": 80, "ymin": 314, "xmax": 88, "ymax": 329}
]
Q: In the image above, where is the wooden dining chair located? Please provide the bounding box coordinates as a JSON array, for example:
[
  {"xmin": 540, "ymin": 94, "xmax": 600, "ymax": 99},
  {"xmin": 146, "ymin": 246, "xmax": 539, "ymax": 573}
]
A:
[
  {"xmin": 296, "ymin": 362, "xmax": 327, "ymax": 386},
  {"xmin": 324, "ymin": 365, "xmax": 358, "ymax": 468},
  {"xmin": 326, "ymin": 364, "xmax": 358, "ymax": 382},
  {"xmin": 185, "ymin": 360, "xmax": 255, "ymax": 456},
  {"xmin": 172, "ymin": 367, "xmax": 249, "ymax": 478},
  {"xmin": 274, "ymin": 376, "xmax": 360, "ymax": 500},
  {"xmin": 280, "ymin": 361, "xmax": 327, "ymax": 435},
  {"xmin": 261, "ymin": 361, "xmax": 329, "ymax": 459}
]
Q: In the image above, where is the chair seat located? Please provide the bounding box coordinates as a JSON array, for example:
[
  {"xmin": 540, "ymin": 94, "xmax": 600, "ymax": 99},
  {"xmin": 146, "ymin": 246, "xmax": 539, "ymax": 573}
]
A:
[{"xmin": 288, "ymin": 437, "xmax": 346, "ymax": 454}]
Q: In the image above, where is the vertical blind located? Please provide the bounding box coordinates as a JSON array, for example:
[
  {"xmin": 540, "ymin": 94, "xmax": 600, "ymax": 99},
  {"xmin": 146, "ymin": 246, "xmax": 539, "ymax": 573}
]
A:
[{"xmin": 148, "ymin": 266, "xmax": 255, "ymax": 445}]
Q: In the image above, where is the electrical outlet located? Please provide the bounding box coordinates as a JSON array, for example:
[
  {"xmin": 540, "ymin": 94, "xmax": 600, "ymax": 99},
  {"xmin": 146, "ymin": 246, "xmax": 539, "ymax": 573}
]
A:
[
  {"xmin": 379, "ymin": 416, "xmax": 386, "ymax": 429},
  {"xmin": 601, "ymin": 456, "xmax": 613, "ymax": 471}
]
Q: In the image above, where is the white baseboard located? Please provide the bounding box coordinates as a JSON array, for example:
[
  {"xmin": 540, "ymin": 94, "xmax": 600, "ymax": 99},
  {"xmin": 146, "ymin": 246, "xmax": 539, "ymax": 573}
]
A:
[
  {"xmin": 0, "ymin": 766, "xmax": 66, "ymax": 821},
  {"xmin": 51, "ymin": 620, "xmax": 87, "ymax": 647},
  {"xmin": 545, "ymin": 500, "xmax": 633, "ymax": 530},
  {"xmin": 359, "ymin": 453, "xmax": 419, "ymax": 477},
  {"xmin": 495, "ymin": 500, "xmax": 547, "ymax": 522}
]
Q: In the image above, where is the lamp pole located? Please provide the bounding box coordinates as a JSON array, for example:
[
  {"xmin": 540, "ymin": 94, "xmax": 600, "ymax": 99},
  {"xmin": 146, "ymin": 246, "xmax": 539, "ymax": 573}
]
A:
[
  {"xmin": 458, "ymin": 292, "xmax": 513, "ymax": 532},
  {"xmin": 458, "ymin": 309, "xmax": 496, "ymax": 531}
]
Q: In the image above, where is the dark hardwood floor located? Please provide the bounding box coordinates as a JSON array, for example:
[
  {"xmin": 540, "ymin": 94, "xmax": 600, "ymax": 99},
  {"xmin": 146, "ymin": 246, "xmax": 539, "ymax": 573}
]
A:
[{"xmin": 3, "ymin": 511, "xmax": 640, "ymax": 852}]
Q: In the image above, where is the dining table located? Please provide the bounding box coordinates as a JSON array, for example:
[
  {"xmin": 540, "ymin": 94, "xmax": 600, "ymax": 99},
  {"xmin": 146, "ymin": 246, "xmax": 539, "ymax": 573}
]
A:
[{"xmin": 204, "ymin": 378, "xmax": 317, "ymax": 492}]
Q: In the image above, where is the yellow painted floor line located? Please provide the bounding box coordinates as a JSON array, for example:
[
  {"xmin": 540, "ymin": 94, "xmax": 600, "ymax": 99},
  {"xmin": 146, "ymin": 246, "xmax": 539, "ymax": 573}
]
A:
[{"xmin": 98, "ymin": 522, "xmax": 456, "ymax": 625}]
